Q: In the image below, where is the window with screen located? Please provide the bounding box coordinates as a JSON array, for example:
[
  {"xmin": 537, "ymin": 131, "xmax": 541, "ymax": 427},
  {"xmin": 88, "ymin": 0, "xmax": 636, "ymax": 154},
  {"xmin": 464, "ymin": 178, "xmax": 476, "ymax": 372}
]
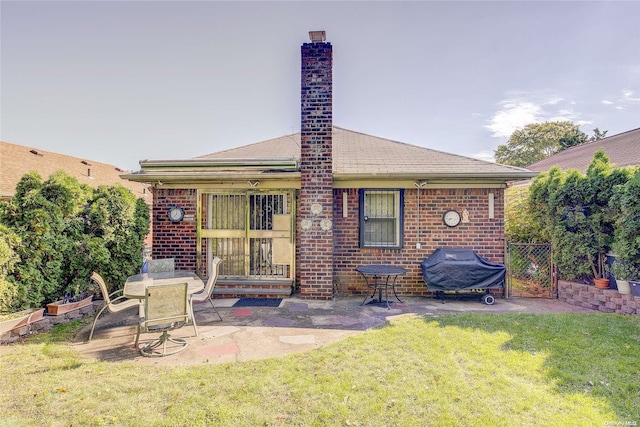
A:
[{"xmin": 359, "ymin": 189, "xmax": 404, "ymax": 248}]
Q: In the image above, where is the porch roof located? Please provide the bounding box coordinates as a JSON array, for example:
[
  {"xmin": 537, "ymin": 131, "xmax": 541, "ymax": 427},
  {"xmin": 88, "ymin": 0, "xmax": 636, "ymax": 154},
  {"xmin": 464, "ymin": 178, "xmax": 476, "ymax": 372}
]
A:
[{"xmin": 122, "ymin": 126, "xmax": 536, "ymax": 184}]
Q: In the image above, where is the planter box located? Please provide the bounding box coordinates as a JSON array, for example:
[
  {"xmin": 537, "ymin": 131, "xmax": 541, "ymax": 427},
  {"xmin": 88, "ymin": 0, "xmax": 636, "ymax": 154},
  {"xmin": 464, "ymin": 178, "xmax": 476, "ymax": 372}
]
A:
[
  {"xmin": 46, "ymin": 296, "xmax": 93, "ymax": 316},
  {"xmin": 0, "ymin": 308, "xmax": 45, "ymax": 334},
  {"xmin": 629, "ymin": 281, "xmax": 640, "ymax": 297}
]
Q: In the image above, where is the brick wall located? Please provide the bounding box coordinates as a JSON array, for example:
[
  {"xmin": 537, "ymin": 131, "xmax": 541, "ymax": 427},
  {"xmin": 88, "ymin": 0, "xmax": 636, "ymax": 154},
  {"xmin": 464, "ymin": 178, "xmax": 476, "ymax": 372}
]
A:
[
  {"xmin": 297, "ymin": 38, "xmax": 334, "ymax": 300},
  {"xmin": 150, "ymin": 185, "xmax": 507, "ymax": 299},
  {"xmin": 151, "ymin": 188, "xmax": 198, "ymax": 272},
  {"xmin": 559, "ymin": 280, "xmax": 639, "ymax": 315},
  {"xmin": 333, "ymin": 187, "xmax": 506, "ymax": 296}
]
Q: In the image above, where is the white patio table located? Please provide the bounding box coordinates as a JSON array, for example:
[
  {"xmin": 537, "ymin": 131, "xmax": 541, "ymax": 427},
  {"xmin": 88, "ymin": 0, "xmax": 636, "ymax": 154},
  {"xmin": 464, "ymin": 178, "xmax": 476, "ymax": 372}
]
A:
[{"xmin": 124, "ymin": 271, "xmax": 204, "ymax": 299}]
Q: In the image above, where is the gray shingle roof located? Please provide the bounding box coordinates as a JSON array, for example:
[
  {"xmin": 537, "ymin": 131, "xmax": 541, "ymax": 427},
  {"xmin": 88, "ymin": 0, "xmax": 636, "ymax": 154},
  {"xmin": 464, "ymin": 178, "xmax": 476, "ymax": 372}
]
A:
[
  {"xmin": 196, "ymin": 126, "xmax": 534, "ymax": 179},
  {"xmin": 527, "ymin": 127, "xmax": 640, "ymax": 173}
]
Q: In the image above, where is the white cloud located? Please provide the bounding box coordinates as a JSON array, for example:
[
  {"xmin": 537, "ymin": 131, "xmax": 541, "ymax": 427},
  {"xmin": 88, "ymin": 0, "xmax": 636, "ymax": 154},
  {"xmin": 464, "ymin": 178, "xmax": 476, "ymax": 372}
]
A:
[
  {"xmin": 622, "ymin": 89, "xmax": 640, "ymax": 103},
  {"xmin": 485, "ymin": 101, "xmax": 543, "ymax": 138},
  {"xmin": 600, "ymin": 89, "xmax": 640, "ymax": 111},
  {"xmin": 485, "ymin": 91, "xmax": 589, "ymax": 139},
  {"xmin": 549, "ymin": 110, "xmax": 591, "ymax": 127},
  {"xmin": 550, "ymin": 109, "xmax": 577, "ymax": 120},
  {"xmin": 546, "ymin": 97, "xmax": 564, "ymax": 105}
]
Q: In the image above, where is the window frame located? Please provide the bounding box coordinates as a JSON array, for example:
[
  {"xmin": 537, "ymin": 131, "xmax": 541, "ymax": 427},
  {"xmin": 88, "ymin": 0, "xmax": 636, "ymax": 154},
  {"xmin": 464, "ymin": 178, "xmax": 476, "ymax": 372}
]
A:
[{"xmin": 358, "ymin": 189, "xmax": 404, "ymax": 249}]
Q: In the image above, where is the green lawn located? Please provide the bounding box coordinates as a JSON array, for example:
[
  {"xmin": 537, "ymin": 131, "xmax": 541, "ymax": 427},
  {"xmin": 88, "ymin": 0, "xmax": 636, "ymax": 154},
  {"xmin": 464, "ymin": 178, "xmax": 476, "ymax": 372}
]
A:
[{"xmin": 1, "ymin": 313, "xmax": 638, "ymax": 426}]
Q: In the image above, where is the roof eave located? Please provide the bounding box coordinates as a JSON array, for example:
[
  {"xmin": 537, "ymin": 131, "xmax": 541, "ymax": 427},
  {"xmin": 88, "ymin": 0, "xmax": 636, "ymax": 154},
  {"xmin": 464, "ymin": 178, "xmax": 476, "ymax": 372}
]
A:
[
  {"xmin": 332, "ymin": 171, "xmax": 539, "ymax": 181},
  {"xmin": 121, "ymin": 171, "xmax": 301, "ymax": 183},
  {"xmin": 123, "ymin": 170, "xmax": 538, "ymax": 185}
]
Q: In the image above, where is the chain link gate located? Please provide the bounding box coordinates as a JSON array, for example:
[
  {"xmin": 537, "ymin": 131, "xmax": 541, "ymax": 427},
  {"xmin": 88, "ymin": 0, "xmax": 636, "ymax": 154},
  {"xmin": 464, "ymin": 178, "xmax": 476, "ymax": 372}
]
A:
[{"xmin": 506, "ymin": 243, "xmax": 556, "ymax": 298}]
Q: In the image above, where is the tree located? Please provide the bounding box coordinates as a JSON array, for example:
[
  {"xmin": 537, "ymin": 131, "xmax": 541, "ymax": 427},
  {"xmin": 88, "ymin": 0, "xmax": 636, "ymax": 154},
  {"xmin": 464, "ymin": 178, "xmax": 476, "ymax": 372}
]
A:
[
  {"xmin": 0, "ymin": 171, "xmax": 72, "ymax": 308},
  {"xmin": 504, "ymin": 186, "xmax": 544, "ymax": 243},
  {"xmin": 528, "ymin": 149, "xmax": 632, "ymax": 282},
  {"xmin": 0, "ymin": 225, "xmax": 21, "ymax": 312},
  {"xmin": 84, "ymin": 185, "xmax": 149, "ymax": 293},
  {"xmin": 0, "ymin": 171, "xmax": 149, "ymax": 311},
  {"xmin": 494, "ymin": 121, "xmax": 588, "ymax": 167},
  {"xmin": 589, "ymin": 127, "xmax": 608, "ymax": 142},
  {"xmin": 611, "ymin": 168, "xmax": 640, "ymax": 279}
]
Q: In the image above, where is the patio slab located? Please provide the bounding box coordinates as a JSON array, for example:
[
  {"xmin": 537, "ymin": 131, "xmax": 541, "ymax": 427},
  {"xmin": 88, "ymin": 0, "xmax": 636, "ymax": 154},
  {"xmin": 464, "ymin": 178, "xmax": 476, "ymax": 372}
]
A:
[{"xmin": 72, "ymin": 295, "xmax": 597, "ymax": 367}]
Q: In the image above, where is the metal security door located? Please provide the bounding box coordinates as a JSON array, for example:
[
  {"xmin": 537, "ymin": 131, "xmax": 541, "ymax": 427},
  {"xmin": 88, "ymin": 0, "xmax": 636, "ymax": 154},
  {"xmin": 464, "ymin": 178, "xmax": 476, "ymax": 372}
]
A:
[
  {"xmin": 199, "ymin": 191, "xmax": 293, "ymax": 280},
  {"xmin": 247, "ymin": 193, "xmax": 290, "ymax": 277}
]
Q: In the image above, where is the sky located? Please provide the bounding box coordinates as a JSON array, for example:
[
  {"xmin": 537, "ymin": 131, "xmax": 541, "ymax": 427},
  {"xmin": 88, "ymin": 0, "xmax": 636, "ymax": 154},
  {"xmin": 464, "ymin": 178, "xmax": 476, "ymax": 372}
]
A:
[{"xmin": 1, "ymin": 1, "xmax": 639, "ymax": 172}]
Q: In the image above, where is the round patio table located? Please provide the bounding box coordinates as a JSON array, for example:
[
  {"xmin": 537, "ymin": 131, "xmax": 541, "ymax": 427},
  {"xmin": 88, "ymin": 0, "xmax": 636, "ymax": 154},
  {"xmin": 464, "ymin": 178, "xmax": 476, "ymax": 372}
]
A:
[{"xmin": 356, "ymin": 265, "xmax": 407, "ymax": 309}]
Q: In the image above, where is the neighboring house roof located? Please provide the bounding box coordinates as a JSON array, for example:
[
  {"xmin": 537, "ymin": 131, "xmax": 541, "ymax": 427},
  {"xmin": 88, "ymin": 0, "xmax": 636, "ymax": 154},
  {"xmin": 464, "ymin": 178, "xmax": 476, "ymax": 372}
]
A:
[
  {"xmin": 125, "ymin": 126, "xmax": 536, "ymax": 184},
  {"xmin": 1, "ymin": 140, "xmax": 150, "ymax": 200},
  {"xmin": 527, "ymin": 127, "xmax": 640, "ymax": 173}
]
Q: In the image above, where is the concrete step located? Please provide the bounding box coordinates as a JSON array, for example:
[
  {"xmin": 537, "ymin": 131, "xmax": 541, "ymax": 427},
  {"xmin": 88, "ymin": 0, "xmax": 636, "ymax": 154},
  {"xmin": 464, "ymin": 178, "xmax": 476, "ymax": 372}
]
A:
[{"xmin": 214, "ymin": 279, "xmax": 293, "ymax": 299}]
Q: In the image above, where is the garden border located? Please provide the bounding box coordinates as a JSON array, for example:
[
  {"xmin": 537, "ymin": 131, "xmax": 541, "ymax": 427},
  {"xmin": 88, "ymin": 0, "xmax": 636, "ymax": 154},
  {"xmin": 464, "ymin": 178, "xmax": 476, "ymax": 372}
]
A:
[
  {"xmin": 0, "ymin": 301, "xmax": 97, "ymax": 344},
  {"xmin": 558, "ymin": 280, "xmax": 639, "ymax": 315}
]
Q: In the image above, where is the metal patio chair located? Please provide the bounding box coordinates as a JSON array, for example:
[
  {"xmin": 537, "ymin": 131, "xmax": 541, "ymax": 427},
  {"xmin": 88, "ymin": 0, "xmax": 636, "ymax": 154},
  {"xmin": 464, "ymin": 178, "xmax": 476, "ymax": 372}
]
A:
[
  {"xmin": 189, "ymin": 257, "xmax": 223, "ymax": 336},
  {"xmin": 135, "ymin": 282, "xmax": 190, "ymax": 357},
  {"xmin": 146, "ymin": 258, "xmax": 175, "ymax": 273},
  {"xmin": 88, "ymin": 272, "xmax": 140, "ymax": 342}
]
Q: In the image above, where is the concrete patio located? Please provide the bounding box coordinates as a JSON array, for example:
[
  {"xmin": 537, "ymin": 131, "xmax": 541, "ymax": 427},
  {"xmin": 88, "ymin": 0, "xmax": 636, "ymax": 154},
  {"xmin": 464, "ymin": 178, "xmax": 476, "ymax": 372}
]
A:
[{"xmin": 70, "ymin": 295, "xmax": 597, "ymax": 367}]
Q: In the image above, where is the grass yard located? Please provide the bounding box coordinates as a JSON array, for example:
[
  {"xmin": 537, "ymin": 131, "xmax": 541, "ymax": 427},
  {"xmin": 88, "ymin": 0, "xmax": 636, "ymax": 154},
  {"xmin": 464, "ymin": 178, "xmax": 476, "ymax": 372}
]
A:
[{"xmin": 0, "ymin": 313, "xmax": 638, "ymax": 426}]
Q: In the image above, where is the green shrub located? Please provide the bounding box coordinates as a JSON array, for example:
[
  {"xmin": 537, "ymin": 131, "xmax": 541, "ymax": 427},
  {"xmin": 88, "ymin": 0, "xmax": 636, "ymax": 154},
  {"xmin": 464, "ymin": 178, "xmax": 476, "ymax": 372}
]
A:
[
  {"xmin": 528, "ymin": 150, "xmax": 633, "ymax": 282},
  {"xmin": 0, "ymin": 225, "xmax": 21, "ymax": 313},
  {"xmin": 505, "ymin": 186, "xmax": 545, "ymax": 243},
  {"xmin": 611, "ymin": 168, "xmax": 640, "ymax": 278},
  {"xmin": 0, "ymin": 171, "xmax": 149, "ymax": 311}
]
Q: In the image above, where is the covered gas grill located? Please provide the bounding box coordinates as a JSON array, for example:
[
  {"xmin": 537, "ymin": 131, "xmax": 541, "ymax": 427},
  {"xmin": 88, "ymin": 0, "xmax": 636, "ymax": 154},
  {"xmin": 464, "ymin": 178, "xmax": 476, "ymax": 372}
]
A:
[{"xmin": 421, "ymin": 248, "xmax": 505, "ymax": 304}]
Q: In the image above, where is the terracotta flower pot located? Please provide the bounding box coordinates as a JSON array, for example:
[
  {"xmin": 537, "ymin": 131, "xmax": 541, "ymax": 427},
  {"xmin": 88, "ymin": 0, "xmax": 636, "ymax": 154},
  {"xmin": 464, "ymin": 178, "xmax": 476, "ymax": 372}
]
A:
[{"xmin": 593, "ymin": 278, "xmax": 610, "ymax": 289}]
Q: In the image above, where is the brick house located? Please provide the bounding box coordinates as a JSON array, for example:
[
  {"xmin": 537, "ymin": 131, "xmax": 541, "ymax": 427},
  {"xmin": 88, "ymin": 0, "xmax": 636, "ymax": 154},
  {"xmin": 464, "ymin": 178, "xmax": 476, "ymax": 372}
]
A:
[{"xmin": 123, "ymin": 31, "xmax": 536, "ymax": 300}]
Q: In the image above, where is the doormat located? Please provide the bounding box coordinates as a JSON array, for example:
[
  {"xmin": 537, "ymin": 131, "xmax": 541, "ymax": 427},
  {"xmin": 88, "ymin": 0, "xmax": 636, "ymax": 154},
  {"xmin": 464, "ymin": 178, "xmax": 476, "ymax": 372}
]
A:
[{"xmin": 233, "ymin": 298, "xmax": 283, "ymax": 308}]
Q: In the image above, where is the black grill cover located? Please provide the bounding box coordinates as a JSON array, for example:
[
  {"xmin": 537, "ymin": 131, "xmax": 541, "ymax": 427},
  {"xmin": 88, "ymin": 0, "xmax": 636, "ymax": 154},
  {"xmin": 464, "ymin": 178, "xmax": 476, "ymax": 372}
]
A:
[{"xmin": 421, "ymin": 248, "xmax": 505, "ymax": 291}]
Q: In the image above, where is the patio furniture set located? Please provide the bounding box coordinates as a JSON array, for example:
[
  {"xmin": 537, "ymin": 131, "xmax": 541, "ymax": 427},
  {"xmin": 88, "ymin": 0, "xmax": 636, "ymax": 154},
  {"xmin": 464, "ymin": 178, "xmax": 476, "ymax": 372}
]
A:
[
  {"xmin": 88, "ymin": 257, "xmax": 222, "ymax": 357},
  {"xmin": 357, "ymin": 249, "xmax": 506, "ymax": 308},
  {"xmin": 88, "ymin": 250, "xmax": 505, "ymax": 357}
]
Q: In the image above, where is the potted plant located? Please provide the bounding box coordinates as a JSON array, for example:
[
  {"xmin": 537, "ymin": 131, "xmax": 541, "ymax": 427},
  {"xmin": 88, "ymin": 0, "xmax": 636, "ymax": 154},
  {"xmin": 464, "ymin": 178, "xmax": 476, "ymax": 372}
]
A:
[
  {"xmin": 529, "ymin": 155, "xmax": 626, "ymax": 288},
  {"xmin": 591, "ymin": 253, "xmax": 611, "ymax": 288},
  {"xmin": 609, "ymin": 262, "xmax": 637, "ymax": 295},
  {"xmin": 610, "ymin": 168, "xmax": 640, "ymax": 297},
  {"xmin": 584, "ymin": 152, "xmax": 631, "ymax": 288}
]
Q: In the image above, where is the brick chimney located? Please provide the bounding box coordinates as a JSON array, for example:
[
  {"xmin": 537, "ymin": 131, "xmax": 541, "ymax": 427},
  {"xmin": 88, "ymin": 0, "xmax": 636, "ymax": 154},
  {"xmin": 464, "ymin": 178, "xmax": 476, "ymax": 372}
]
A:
[{"xmin": 298, "ymin": 31, "xmax": 333, "ymax": 299}]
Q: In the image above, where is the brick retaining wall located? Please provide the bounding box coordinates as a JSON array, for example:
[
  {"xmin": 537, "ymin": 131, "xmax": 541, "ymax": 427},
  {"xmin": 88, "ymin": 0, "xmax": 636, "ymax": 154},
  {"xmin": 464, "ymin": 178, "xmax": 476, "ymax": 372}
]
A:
[{"xmin": 558, "ymin": 280, "xmax": 639, "ymax": 315}]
